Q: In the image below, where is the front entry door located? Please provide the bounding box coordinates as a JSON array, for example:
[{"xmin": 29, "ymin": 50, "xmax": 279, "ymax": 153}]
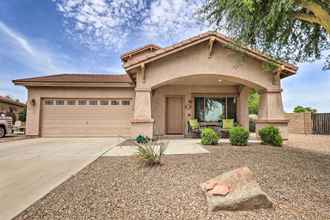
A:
[{"xmin": 166, "ymin": 97, "xmax": 183, "ymax": 134}]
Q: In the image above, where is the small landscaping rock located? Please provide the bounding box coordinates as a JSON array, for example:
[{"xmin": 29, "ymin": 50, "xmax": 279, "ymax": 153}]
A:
[{"xmin": 201, "ymin": 167, "xmax": 273, "ymax": 211}]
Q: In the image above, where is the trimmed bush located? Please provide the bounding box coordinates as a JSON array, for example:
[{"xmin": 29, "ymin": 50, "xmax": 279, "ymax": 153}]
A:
[
  {"xmin": 136, "ymin": 135, "xmax": 150, "ymax": 144},
  {"xmin": 136, "ymin": 142, "xmax": 167, "ymax": 166},
  {"xmin": 201, "ymin": 128, "xmax": 219, "ymax": 145},
  {"xmin": 258, "ymin": 126, "xmax": 283, "ymax": 147},
  {"xmin": 229, "ymin": 127, "xmax": 249, "ymax": 146}
]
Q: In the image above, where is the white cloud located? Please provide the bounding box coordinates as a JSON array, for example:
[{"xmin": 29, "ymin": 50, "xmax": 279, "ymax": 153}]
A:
[
  {"xmin": 0, "ymin": 21, "xmax": 79, "ymax": 101},
  {"xmin": 0, "ymin": 22, "xmax": 34, "ymax": 55},
  {"xmin": 53, "ymin": 0, "xmax": 210, "ymax": 50},
  {"xmin": 143, "ymin": 0, "xmax": 209, "ymax": 43},
  {"xmin": 0, "ymin": 21, "xmax": 68, "ymax": 73}
]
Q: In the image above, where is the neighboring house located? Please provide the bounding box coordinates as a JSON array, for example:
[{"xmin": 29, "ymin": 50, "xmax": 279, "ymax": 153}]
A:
[
  {"xmin": 13, "ymin": 32, "xmax": 297, "ymax": 139},
  {"xmin": 0, "ymin": 96, "xmax": 25, "ymax": 120}
]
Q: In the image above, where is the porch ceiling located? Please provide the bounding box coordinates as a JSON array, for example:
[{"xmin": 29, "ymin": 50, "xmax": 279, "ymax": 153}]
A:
[{"xmin": 166, "ymin": 75, "xmax": 239, "ymax": 86}]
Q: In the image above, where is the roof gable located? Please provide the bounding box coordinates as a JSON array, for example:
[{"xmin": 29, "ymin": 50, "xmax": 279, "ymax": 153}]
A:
[
  {"xmin": 123, "ymin": 32, "xmax": 297, "ymax": 76},
  {"xmin": 121, "ymin": 44, "xmax": 161, "ymax": 62}
]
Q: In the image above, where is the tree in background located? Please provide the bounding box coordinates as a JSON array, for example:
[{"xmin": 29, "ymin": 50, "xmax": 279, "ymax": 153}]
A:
[
  {"xmin": 18, "ymin": 107, "xmax": 27, "ymax": 122},
  {"xmin": 248, "ymin": 91, "xmax": 260, "ymax": 115},
  {"xmin": 293, "ymin": 105, "xmax": 317, "ymax": 113},
  {"xmin": 202, "ymin": 0, "xmax": 330, "ymax": 70}
]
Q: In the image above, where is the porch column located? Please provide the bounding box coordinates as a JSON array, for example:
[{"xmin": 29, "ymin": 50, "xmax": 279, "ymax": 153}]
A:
[
  {"xmin": 237, "ymin": 86, "xmax": 251, "ymax": 130},
  {"xmin": 131, "ymin": 88, "xmax": 154, "ymax": 138},
  {"xmin": 256, "ymin": 90, "xmax": 289, "ymax": 140}
]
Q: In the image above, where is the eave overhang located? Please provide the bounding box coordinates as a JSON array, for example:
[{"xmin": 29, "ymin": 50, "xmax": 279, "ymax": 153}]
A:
[{"xmin": 13, "ymin": 81, "xmax": 135, "ymax": 88}]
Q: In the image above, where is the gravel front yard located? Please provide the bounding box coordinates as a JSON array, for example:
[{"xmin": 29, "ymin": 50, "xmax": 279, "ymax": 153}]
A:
[{"xmin": 15, "ymin": 144, "xmax": 330, "ymax": 220}]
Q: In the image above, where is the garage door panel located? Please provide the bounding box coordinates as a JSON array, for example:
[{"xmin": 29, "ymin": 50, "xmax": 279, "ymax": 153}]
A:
[
  {"xmin": 41, "ymin": 98, "xmax": 133, "ymax": 137},
  {"xmin": 42, "ymin": 113, "xmax": 132, "ymax": 120}
]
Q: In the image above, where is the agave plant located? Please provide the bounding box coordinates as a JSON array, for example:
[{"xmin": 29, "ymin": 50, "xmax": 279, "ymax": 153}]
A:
[{"xmin": 136, "ymin": 141, "xmax": 167, "ymax": 166}]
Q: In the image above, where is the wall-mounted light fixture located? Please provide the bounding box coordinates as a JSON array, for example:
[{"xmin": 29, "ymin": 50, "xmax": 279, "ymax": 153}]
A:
[{"xmin": 30, "ymin": 99, "xmax": 36, "ymax": 106}]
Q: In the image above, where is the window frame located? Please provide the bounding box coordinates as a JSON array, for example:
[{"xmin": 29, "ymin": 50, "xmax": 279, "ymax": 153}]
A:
[
  {"xmin": 78, "ymin": 100, "xmax": 87, "ymax": 106},
  {"xmin": 100, "ymin": 100, "xmax": 109, "ymax": 106},
  {"xmin": 67, "ymin": 100, "xmax": 76, "ymax": 105},
  {"xmin": 89, "ymin": 100, "xmax": 98, "ymax": 106},
  {"xmin": 194, "ymin": 96, "xmax": 236, "ymax": 122},
  {"xmin": 45, "ymin": 100, "xmax": 54, "ymax": 105},
  {"xmin": 111, "ymin": 100, "xmax": 120, "ymax": 105},
  {"xmin": 55, "ymin": 100, "xmax": 65, "ymax": 105},
  {"xmin": 121, "ymin": 100, "xmax": 130, "ymax": 106}
]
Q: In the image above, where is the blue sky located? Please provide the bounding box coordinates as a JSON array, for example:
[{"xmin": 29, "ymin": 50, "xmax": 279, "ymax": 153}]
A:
[{"xmin": 0, "ymin": 0, "xmax": 329, "ymax": 112}]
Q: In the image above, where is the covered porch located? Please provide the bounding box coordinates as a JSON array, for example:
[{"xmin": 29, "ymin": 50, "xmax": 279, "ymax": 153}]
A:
[{"xmin": 151, "ymin": 74, "xmax": 252, "ymax": 137}]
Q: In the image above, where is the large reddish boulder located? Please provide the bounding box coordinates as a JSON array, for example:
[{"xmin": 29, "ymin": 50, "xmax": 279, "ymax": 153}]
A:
[{"xmin": 201, "ymin": 167, "xmax": 273, "ymax": 211}]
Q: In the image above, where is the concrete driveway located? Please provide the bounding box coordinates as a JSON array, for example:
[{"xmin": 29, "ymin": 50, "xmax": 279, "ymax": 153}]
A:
[{"xmin": 0, "ymin": 137, "xmax": 122, "ymax": 220}]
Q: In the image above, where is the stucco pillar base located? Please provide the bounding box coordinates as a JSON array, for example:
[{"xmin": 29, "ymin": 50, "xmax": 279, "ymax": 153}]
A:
[
  {"xmin": 131, "ymin": 119, "xmax": 154, "ymax": 138},
  {"xmin": 256, "ymin": 120, "xmax": 289, "ymax": 140},
  {"xmin": 256, "ymin": 90, "xmax": 288, "ymax": 140}
]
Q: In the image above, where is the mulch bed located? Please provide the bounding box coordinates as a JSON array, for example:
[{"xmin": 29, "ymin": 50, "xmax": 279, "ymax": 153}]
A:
[{"xmin": 15, "ymin": 144, "xmax": 330, "ymax": 220}]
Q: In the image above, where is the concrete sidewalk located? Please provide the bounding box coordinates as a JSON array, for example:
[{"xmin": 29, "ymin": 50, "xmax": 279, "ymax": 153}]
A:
[{"xmin": 0, "ymin": 137, "xmax": 122, "ymax": 220}]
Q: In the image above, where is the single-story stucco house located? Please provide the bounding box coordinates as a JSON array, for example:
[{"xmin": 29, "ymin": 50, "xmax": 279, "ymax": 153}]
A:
[{"xmin": 13, "ymin": 32, "xmax": 297, "ymax": 139}]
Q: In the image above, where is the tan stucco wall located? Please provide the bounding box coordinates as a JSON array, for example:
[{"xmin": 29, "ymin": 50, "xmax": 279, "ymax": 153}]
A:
[
  {"xmin": 138, "ymin": 42, "xmax": 280, "ymax": 91},
  {"xmin": 286, "ymin": 112, "xmax": 313, "ymax": 134},
  {"xmin": 151, "ymin": 85, "xmax": 239, "ymax": 136},
  {"xmin": 237, "ymin": 86, "xmax": 252, "ymax": 130},
  {"xmin": 25, "ymin": 87, "xmax": 134, "ymax": 136}
]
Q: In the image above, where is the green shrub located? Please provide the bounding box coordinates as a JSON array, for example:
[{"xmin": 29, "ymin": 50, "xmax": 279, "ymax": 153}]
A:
[
  {"xmin": 229, "ymin": 127, "xmax": 249, "ymax": 146},
  {"xmin": 136, "ymin": 135, "xmax": 150, "ymax": 144},
  {"xmin": 258, "ymin": 126, "xmax": 283, "ymax": 146},
  {"xmin": 18, "ymin": 108, "xmax": 27, "ymax": 122},
  {"xmin": 201, "ymin": 128, "xmax": 219, "ymax": 145},
  {"xmin": 136, "ymin": 142, "xmax": 167, "ymax": 166}
]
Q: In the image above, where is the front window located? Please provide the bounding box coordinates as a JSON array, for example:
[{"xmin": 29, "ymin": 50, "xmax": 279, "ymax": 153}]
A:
[{"xmin": 194, "ymin": 97, "xmax": 236, "ymax": 122}]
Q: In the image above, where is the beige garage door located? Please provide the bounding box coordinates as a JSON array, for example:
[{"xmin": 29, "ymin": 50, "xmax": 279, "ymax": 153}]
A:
[{"xmin": 41, "ymin": 98, "xmax": 133, "ymax": 137}]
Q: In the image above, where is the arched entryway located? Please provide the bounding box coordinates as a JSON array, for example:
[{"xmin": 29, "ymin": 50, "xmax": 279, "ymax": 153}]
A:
[{"xmin": 149, "ymin": 74, "xmax": 266, "ymax": 136}]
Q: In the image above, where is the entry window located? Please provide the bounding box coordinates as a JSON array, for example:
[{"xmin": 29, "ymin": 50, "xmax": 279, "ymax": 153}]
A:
[
  {"xmin": 111, "ymin": 100, "xmax": 120, "ymax": 105},
  {"xmin": 55, "ymin": 100, "xmax": 65, "ymax": 105},
  {"xmin": 78, "ymin": 100, "xmax": 87, "ymax": 105},
  {"xmin": 67, "ymin": 100, "xmax": 76, "ymax": 105},
  {"xmin": 121, "ymin": 100, "xmax": 130, "ymax": 105},
  {"xmin": 194, "ymin": 97, "xmax": 236, "ymax": 122},
  {"xmin": 100, "ymin": 100, "xmax": 109, "ymax": 105},
  {"xmin": 45, "ymin": 100, "xmax": 54, "ymax": 105},
  {"xmin": 89, "ymin": 100, "xmax": 98, "ymax": 105}
]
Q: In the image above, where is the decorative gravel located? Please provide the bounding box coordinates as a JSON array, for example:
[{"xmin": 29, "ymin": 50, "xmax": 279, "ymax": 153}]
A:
[{"xmin": 15, "ymin": 144, "xmax": 330, "ymax": 220}]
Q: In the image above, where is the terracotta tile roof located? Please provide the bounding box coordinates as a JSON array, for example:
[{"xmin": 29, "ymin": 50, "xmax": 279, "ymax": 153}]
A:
[
  {"xmin": 0, "ymin": 96, "xmax": 25, "ymax": 107},
  {"xmin": 123, "ymin": 31, "xmax": 298, "ymax": 74},
  {"xmin": 13, "ymin": 73, "xmax": 133, "ymax": 84}
]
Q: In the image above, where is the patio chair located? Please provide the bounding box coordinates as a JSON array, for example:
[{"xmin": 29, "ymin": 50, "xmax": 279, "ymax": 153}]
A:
[
  {"xmin": 220, "ymin": 119, "xmax": 234, "ymax": 138},
  {"xmin": 188, "ymin": 119, "xmax": 201, "ymax": 138}
]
